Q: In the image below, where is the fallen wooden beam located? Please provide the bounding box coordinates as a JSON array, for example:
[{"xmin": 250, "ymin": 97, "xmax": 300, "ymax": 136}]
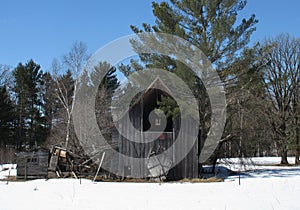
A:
[{"xmin": 93, "ymin": 152, "xmax": 106, "ymax": 182}]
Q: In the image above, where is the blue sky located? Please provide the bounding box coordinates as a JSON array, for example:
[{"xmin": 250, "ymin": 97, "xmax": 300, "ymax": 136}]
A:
[{"xmin": 1, "ymin": 0, "xmax": 300, "ymax": 71}]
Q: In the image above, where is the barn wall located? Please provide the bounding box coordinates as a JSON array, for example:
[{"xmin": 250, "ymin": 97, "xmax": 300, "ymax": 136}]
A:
[
  {"xmin": 16, "ymin": 149, "xmax": 49, "ymax": 178},
  {"xmin": 168, "ymin": 119, "xmax": 198, "ymax": 180},
  {"xmin": 118, "ymin": 103, "xmax": 145, "ymax": 178},
  {"xmin": 116, "ymin": 102, "xmax": 199, "ymax": 180}
]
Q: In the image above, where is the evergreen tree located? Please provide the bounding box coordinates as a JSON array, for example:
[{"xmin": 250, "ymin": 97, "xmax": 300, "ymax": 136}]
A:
[
  {"xmin": 91, "ymin": 62, "xmax": 120, "ymax": 133},
  {"xmin": 12, "ymin": 60, "xmax": 44, "ymax": 148},
  {"xmin": 42, "ymin": 72, "xmax": 56, "ymax": 132},
  {"xmin": 129, "ymin": 0, "xmax": 258, "ymax": 162},
  {"xmin": 0, "ymin": 86, "xmax": 15, "ymax": 146},
  {"xmin": 131, "ymin": 0, "xmax": 257, "ymax": 70},
  {"xmin": 64, "ymin": 62, "xmax": 119, "ymax": 151}
]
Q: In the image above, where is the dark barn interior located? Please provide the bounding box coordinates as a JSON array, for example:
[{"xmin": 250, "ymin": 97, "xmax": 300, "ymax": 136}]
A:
[{"xmin": 114, "ymin": 78, "xmax": 199, "ymax": 180}]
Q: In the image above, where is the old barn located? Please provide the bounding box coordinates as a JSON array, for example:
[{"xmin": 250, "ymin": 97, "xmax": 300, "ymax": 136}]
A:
[
  {"xmin": 111, "ymin": 77, "xmax": 199, "ymax": 180},
  {"xmin": 16, "ymin": 148, "xmax": 49, "ymax": 179}
]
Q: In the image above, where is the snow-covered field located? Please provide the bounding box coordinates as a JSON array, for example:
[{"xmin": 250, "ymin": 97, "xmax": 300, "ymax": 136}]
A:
[{"xmin": 1, "ymin": 157, "xmax": 300, "ymax": 210}]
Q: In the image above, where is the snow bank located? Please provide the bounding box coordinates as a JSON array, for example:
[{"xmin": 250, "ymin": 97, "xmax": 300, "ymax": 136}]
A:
[
  {"xmin": 1, "ymin": 176, "xmax": 300, "ymax": 210},
  {"xmin": 0, "ymin": 164, "xmax": 16, "ymax": 179},
  {"xmin": 0, "ymin": 159, "xmax": 300, "ymax": 210}
]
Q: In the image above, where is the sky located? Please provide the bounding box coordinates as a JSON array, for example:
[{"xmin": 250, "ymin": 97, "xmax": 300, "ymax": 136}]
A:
[{"xmin": 1, "ymin": 0, "xmax": 300, "ymax": 72}]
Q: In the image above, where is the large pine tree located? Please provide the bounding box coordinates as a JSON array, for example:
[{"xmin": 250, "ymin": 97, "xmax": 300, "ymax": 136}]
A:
[
  {"xmin": 0, "ymin": 86, "xmax": 15, "ymax": 146},
  {"xmin": 131, "ymin": 0, "xmax": 257, "ymax": 70},
  {"xmin": 91, "ymin": 62, "xmax": 119, "ymax": 139},
  {"xmin": 13, "ymin": 60, "xmax": 45, "ymax": 147},
  {"xmin": 129, "ymin": 0, "xmax": 258, "ymax": 163}
]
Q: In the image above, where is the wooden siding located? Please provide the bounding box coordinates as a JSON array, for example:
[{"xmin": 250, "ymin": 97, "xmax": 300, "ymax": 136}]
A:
[
  {"xmin": 114, "ymin": 95, "xmax": 199, "ymax": 180},
  {"xmin": 16, "ymin": 149, "xmax": 49, "ymax": 179},
  {"xmin": 108, "ymin": 78, "xmax": 200, "ymax": 180}
]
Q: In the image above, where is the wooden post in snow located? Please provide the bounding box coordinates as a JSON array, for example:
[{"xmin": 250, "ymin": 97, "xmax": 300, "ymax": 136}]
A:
[{"xmin": 93, "ymin": 152, "xmax": 106, "ymax": 182}]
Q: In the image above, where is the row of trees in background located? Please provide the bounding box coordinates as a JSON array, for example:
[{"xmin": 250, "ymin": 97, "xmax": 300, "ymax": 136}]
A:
[
  {"xmin": 0, "ymin": 0, "xmax": 299, "ymax": 165},
  {"xmin": 0, "ymin": 42, "xmax": 119, "ymax": 154}
]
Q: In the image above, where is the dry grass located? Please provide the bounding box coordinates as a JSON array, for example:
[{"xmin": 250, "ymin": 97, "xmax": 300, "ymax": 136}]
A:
[
  {"xmin": 93, "ymin": 177, "xmax": 224, "ymax": 183},
  {"xmin": 255, "ymin": 163, "xmax": 294, "ymax": 167},
  {"xmin": 1, "ymin": 173, "xmax": 224, "ymax": 183},
  {"xmin": 176, "ymin": 177, "xmax": 224, "ymax": 183},
  {"xmin": 93, "ymin": 177, "xmax": 159, "ymax": 183},
  {"xmin": 0, "ymin": 175, "xmax": 18, "ymax": 182}
]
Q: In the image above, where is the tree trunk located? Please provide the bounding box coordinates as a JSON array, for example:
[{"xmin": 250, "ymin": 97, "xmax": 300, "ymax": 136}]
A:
[
  {"xmin": 280, "ymin": 148, "xmax": 289, "ymax": 165},
  {"xmin": 295, "ymin": 126, "xmax": 300, "ymax": 165},
  {"xmin": 211, "ymin": 142, "xmax": 223, "ymax": 174},
  {"xmin": 65, "ymin": 112, "xmax": 71, "ymax": 149},
  {"xmin": 280, "ymin": 121, "xmax": 289, "ymax": 165}
]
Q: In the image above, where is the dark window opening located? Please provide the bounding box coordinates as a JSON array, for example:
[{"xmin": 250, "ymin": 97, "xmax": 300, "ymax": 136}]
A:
[{"xmin": 27, "ymin": 157, "xmax": 38, "ymax": 164}]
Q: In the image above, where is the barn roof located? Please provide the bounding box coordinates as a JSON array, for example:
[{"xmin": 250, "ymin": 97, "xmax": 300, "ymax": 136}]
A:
[
  {"xmin": 109, "ymin": 76, "xmax": 175, "ymax": 127},
  {"xmin": 15, "ymin": 148, "xmax": 49, "ymax": 158},
  {"xmin": 132, "ymin": 76, "xmax": 174, "ymax": 107}
]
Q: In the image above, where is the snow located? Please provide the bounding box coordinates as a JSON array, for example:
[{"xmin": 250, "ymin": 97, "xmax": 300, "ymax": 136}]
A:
[
  {"xmin": 0, "ymin": 164, "xmax": 16, "ymax": 180},
  {"xmin": 1, "ymin": 158, "xmax": 300, "ymax": 210}
]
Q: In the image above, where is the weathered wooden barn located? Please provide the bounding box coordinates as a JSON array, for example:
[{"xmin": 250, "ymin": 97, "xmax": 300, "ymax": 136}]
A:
[
  {"xmin": 16, "ymin": 148, "xmax": 49, "ymax": 179},
  {"xmin": 112, "ymin": 78, "xmax": 199, "ymax": 180},
  {"xmin": 48, "ymin": 145, "xmax": 97, "ymax": 177}
]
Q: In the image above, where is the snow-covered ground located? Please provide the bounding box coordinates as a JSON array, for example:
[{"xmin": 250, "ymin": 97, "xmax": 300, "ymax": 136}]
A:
[
  {"xmin": 0, "ymin": 164, "xmax": 16, "ymax": 180},
  {"xmin": 1, "ymin": 157, "xmax": 300, "ymax": 210}
]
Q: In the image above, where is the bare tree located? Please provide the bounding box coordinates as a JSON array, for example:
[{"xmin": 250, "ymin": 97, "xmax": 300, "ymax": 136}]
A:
[
  {"xmin": 0, "ymin": 64, "xmax": 12, "ymax": 87},
  {"xmin": 262, "ymin": 34, "xmax": 300, "ymax": 164},
  {"xmin": 210, "ymin": 47, "xmax": 274, "ymax": 172},
  {"xmin": 52, "ymin": 41, "xmax": 88, "ymax": 149}
]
